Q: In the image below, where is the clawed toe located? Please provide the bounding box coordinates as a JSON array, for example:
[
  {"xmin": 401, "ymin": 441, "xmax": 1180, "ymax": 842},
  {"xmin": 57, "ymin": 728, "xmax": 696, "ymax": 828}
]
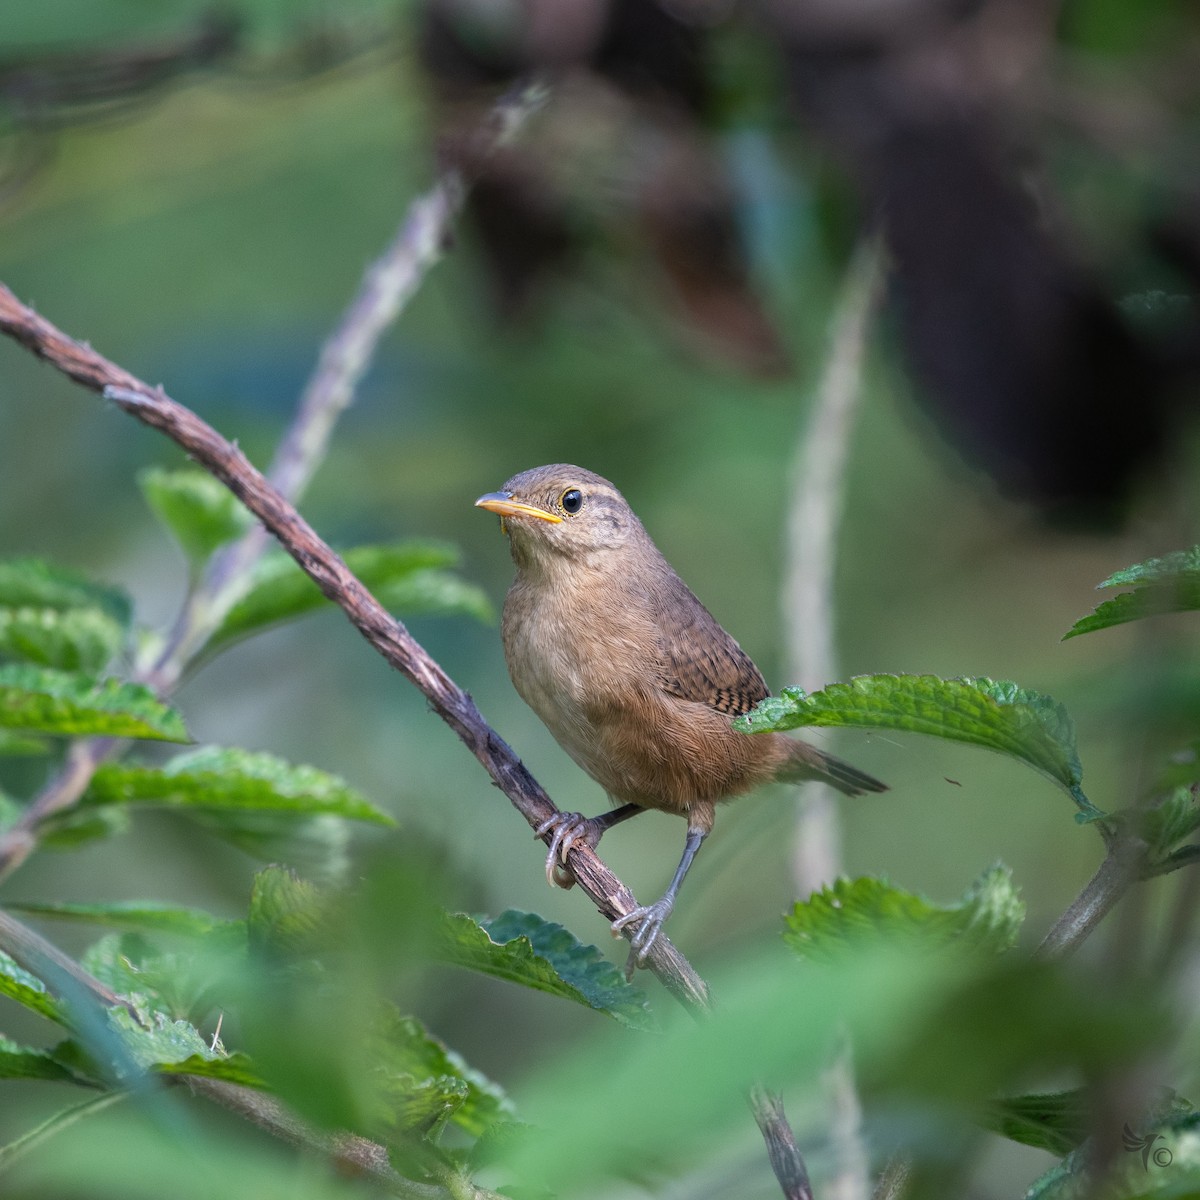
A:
[
  {"xmin": 611, "ymin": 897, "xmax": 674, "ymax": 966},
  {"xmin": 534, "ymin": 812, "xmax": 590, "ymax": 887}
]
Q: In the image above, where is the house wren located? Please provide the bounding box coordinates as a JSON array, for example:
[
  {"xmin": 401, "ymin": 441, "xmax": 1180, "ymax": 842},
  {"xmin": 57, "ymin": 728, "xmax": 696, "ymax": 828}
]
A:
[{"xmin": 476, "ymin": 464, "xmax": 886, "ymax": 961}]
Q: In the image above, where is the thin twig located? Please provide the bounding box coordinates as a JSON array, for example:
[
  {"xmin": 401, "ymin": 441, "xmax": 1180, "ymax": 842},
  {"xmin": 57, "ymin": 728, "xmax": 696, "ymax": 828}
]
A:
[
  {"xmin": 0, "ymin": 1093, "xmax": 129, "ymax": 1176},
  {"xmin": 0, "ymin": 283, "xmax": 709, "ymax": 1012},
  {"xmin": 751, "ymin": 1086, "xmax": 815, "ymax": 1200},
  {"xmin": 177, "ymin": 1076, "xmax": 447, "ymax": 1197},
  {"xmin": 0, "ymin": 79, "xmax": 548, "ymax": 883},
  {"xmin": 0, "ymin": 908, "xmax": 130, "ymax": 1015}
]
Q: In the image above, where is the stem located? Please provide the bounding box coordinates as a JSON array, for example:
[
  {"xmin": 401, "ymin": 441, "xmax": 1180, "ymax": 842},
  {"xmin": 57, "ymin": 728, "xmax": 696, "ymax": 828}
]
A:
[
  {"xmin": 0, "ymin": 908, "xmax": 132, "ymax": 1015},
  {"xmin": 0, "ymin": 1093, "xmax": 128, "ymax": 1175},
  {"xmin": 782, "ymin": 237, "xmax": 884, "ymax": 1200},
  {"xmin": 750, "ymin": 1086, "xmax": 815, "ymax": 1200},
  {"xmin": 1036, "ymin": 838, "xmax": 1148, "ymax": 961},
  {"xmin": 178, "ymin": 1076, "xmax": 444, "ymax": 1198},
  {"xmin": 785, "ymin": 237, "xmax": 882, "ymax": 895}
]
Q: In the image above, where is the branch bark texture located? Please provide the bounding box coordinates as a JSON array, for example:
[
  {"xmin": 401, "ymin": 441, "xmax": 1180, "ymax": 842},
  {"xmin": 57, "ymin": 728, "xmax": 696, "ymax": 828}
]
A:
[
  {"xmin": 0, "ymin": 283, "xmax": 708, "ymax": 1012},
  {"xmin": 751, "ymin": 1085, "xmax": 815, "ymax": 1200}
]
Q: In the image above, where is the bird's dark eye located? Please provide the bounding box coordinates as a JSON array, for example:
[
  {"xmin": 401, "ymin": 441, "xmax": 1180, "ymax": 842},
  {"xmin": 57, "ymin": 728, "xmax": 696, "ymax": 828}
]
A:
[{"xmin": 560, "ymin": 488, "xmax": 584, "ymax": 515}]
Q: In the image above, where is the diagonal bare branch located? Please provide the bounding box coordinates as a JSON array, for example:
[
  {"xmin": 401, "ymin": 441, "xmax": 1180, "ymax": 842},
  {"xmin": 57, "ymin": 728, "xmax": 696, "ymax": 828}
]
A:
[
  {"xmin": 0, "ymin": 281, "xmax": 709, "ymax": 1013},
  {"xmin": 0, "ymin": 79, "xmax": 547, "ymax": 883}
]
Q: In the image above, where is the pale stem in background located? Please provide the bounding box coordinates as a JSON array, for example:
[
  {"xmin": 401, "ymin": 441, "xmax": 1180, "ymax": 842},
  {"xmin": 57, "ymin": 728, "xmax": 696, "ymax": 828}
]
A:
[
  {"xmin": 147, "ymin": 77, "xmax": 548, "ymax": 688},
  {"xmin": 0, "ymin": 79, "xmax": 547, "ymax": 882},
  {"xmin": 782, "ymin": 237, "xmax": 885, "ymax": 1200},
  {"xmin": 784, "ymin": 237, "xmax": 884, "ymax": 892}
]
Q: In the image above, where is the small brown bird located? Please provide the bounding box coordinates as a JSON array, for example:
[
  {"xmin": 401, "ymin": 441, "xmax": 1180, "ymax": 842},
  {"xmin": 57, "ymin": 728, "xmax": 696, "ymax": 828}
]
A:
[{"xmin": 476, "ymin": 465, "xmax": 886, "ymax": 961}]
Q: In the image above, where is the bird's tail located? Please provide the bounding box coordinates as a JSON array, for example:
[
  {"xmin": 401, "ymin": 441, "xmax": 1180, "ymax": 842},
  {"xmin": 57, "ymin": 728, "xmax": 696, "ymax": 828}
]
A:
[{"xmin": 776, "ymin": 739, "xmax": 888, "ymax": 796}]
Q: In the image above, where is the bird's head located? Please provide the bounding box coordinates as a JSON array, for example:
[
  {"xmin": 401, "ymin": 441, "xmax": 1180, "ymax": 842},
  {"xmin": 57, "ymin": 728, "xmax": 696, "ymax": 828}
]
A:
[{"xmin": 475, "ymin": 464, "xmax": 639, "ymax": 570}]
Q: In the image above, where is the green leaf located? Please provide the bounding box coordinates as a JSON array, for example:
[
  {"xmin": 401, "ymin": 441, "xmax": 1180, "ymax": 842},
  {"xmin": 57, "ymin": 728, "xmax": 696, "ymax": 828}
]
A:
[
  {"xmin": 736, "ymin": 674, "xmax": 1099, "ymax": 822},
  {"xmin": 186, "ymin": 810, "xmax": 356, "ymax": 878},
  {"xmin": 139, "ymin": 466, "xmax": 252, "ymax": 567},
  {"xmin": 80, "ymin": 932, "xmax": 234, "ymax": 1022},
  {"xmin": 0, "ymin": 729, "xmax": 51, "ymax": 757},
  {"xmin": 82, "ymin": 746, "xmax": 389, "ymax": 877},
  {"xmin": 983, "ymin": 1089, "xmax": 1093, "ymax": 1157},
  {"xmin": 38, "ymin": 805, "xmax": 131, "ymax": 851},
  {"xmin": 0, "ymin": 1035, "xmax": 77, "ymax": 1082},
  {"xmin": 438, "ymin": 910, "xmax": 653, "ymax": 1030},
  {"xmin": 1137, "ymin": 788, "xmax": 1200, "ymax": 857},
  {"xmin": 783, "ymin": 867, "xmax": 1024, "ymax": 963},
  {"xmin": 0, "ymin": 665, "xmax": 189, "ymax": 742},
  {"xmin": 105, "ymin": 1005, "xmax": 218, "ymax": 1073},
  {"xmin": 1, "ymin": 785, "xmax": 127, "ymax": 855},
  {"xmin": 155, "ymin": 1050, "xmax": 263, "ymax": 1088},
  {"xmin": 0, "ymin": 559, "xmax": 130, "ymax": 627},
  {"xmin": 83, "ymin": 746, "xmax": 392, "ymax": 825},
  {"xmin": 373, "ymin": 569, "xmax": 493, "ymax": 624},
  {"xmin": 6, "ymin": 900, "xmax": 237, "ymax": 940},
  {"xmin": 0, "ymin": 607, "xmax": 125, "ymax": 673},
  {"xmin": 1065, "ymin": 586, "xmax": 1200, "ymax": 641},
  {"xmin": 247, "ymin": 865, "xmax": 329, "ymax": 958},
  {"xmin": 370, "ymin": 1007, "xmax": 512, "ymax": 1139},
  {"xmin": 209, "ymin": 541, "xmax": 487, "ymax": 649},
  {"xmin": 1102, "ymin": 548, "xmax": 1200, "ymax": 587},
  {"xmin": 1065, "ymin": 548, "xmax": 1200, "ymax": 640},
  {"xmin": 0, "ymin": 949, "xmax": 63, "ymax": 1023}
]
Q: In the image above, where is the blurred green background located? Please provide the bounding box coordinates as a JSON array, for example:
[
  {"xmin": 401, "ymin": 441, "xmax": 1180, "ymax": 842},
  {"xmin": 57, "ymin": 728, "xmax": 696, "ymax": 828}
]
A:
[{"xmin": 0, "ymin": 2, "xmax": 1196, "ymax": 1195}]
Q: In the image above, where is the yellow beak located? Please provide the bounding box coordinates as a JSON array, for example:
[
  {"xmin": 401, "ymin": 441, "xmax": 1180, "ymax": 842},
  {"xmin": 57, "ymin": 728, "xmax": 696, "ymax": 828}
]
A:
[{"xmin": 474, "ymin": 492, "xmax": 563, "ymax": 523}]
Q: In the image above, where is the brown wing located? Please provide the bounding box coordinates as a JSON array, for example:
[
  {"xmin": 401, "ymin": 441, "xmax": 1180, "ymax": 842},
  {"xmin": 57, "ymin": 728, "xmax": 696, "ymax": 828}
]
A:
[{"xmin": 652, "ymin": 576, "xmax": 769, "ymax": 717}]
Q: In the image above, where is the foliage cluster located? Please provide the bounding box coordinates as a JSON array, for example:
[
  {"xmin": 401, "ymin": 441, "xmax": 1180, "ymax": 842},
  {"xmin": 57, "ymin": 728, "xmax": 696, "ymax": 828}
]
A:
[{"xmin": 1, "ymin": 463, "xmax": 1200, "ymax": 1197}]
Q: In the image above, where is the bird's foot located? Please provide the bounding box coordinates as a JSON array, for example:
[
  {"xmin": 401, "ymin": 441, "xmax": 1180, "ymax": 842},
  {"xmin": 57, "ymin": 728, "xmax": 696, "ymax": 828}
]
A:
[
  {"xmin": 534, "ymin": 812, "xmax": 605, "ymax": 889},
  {"xmin": 611, "ymin": 894, "xmax": 676, "ymax": 969}
]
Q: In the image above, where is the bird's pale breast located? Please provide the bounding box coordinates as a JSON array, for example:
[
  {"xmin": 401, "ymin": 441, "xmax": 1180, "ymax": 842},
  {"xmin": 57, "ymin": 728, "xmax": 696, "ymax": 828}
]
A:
[{"xmin": 501, "ymin": 570, "xmax": 780, "ymax": 825}]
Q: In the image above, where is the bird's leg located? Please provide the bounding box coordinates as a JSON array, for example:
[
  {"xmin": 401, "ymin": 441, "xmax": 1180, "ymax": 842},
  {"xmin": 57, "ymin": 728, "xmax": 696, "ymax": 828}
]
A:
[
  {"xmin": 535, "ymin": 803, "xmax": 645, "ymax": 888},
  {"xmin": 612, "ymin": 826, "xmax": 707, "ymax": 966}
]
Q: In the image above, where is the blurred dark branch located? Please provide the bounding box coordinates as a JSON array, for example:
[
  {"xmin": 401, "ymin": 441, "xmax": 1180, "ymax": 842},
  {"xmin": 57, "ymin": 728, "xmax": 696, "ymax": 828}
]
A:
[
  {"xmin": 0, "ymin": 907, "xmax": 130, "ymax": 1016},
  {"xmin": 0, "ymin": 78, "xmax": 547, "ymax": 883},
  {"xmin": 751, "ymin": 1086, "xmax": 815, "ymax": 1200},
  {"xmin": 0, "ymin": 283, "xmax": 709, "ymax": 1014},
  {"xmin": 178, "ymin": 1076, "xmax": 480, "ymax": 1199}
]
